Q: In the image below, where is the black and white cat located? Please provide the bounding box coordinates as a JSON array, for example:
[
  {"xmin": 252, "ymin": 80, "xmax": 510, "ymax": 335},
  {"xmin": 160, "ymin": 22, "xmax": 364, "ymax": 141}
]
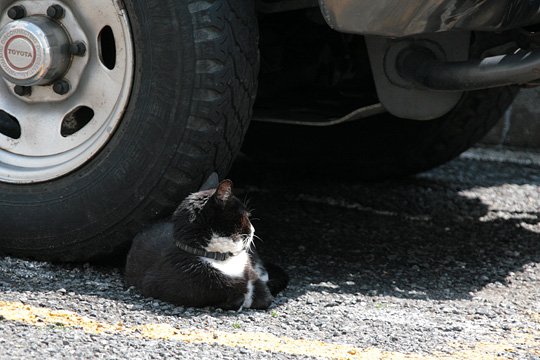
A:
[{"xmin": 125, "ymin": 176, "xmax": 288, "ymax": 310}]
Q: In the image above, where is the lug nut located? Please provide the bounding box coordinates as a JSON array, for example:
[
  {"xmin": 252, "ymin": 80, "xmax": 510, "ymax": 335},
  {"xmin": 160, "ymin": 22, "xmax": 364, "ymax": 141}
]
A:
[
  {"xmin": 14, "ymin": 86, "xmax": 31, "ymax": 97},
  {"xmin": 53, "ymin": 80, "xmax": 70, "ymax": 95},
  {"xmin": 47, "ymin": 4, "xmax": 65, "ymax": 19},
  {"xmin": 69, "ymin": 42, "xmax": 87, "ymax": 57},
  {"xmin": 7, "ymin": 5, "xmax": 26, "ymax": 20}
]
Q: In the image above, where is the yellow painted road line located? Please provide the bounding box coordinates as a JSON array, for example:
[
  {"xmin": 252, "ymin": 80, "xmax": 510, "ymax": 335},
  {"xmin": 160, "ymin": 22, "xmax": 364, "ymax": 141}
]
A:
[
  {"xmin": 0, "ymin": 301, "xmax": 538, "ymax": 359},
  {"xmin": 0, "ymin": 301, "xmax": 404, "ymax": 359}
]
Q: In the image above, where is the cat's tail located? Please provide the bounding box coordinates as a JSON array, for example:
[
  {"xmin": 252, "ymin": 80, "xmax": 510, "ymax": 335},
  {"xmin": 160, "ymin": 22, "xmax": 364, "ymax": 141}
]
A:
[{"xmin": 265, "ymin": 262, "xmax": 289, "ymax": 296}]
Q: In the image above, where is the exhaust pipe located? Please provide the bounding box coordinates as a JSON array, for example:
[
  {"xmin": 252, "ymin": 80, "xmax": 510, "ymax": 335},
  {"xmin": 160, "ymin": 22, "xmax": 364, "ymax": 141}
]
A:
[{"xmin": 397, "ymin": 46, "xmax": 540, "ymax": 91}]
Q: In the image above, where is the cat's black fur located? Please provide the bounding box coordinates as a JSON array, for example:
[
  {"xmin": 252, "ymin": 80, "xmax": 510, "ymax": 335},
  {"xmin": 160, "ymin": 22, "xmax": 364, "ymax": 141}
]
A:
[{"xmin": 125, "ymin": 179, "xmax": 288, "ymax": 310}]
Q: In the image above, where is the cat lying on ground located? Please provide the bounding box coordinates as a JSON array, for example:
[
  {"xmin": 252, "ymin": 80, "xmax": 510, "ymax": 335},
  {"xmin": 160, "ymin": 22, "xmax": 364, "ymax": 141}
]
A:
[{"xmin": 125, "ymin": 176, "xmax": 288, "ymax": 310}]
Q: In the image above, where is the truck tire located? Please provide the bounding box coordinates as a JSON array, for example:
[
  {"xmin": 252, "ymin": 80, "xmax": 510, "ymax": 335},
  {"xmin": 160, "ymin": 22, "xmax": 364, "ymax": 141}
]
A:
[
  {"xmin": 243, "ymin": 87, "xmax": 517, "ymax": 179},
  {"xmin": 0, "ymin": 0, "xmax": 258, "ymax": 261}
]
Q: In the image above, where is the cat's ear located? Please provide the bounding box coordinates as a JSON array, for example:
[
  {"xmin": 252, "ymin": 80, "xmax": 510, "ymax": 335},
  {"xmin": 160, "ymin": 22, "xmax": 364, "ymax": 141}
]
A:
[
  {"xmin": 199, "ymin": 172, "xmax": 219, "ymax": 191},
  {"xmin": 214, "ymin": 179, "xmax": 233, "ymax": 202}
]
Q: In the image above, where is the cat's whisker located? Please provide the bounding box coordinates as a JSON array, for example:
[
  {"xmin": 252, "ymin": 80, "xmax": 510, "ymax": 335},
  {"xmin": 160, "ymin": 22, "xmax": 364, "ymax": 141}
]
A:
[
  {"xmin": 244, "ymin": 236, "xmax": 254, "ymax": 249},
  {"xmin": 253, "ymin": 233, "xmax": 264, "ymax": 243},
  {"xmin": 242, "ymin": 194, "xmax": 253, "ymax": 208}
]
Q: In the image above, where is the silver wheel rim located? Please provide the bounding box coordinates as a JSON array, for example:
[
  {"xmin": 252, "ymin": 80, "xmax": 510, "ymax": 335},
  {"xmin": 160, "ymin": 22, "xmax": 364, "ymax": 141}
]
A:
[{"xmin": 0, "ymin": 0, "xmax": 134, "ymax": 183}]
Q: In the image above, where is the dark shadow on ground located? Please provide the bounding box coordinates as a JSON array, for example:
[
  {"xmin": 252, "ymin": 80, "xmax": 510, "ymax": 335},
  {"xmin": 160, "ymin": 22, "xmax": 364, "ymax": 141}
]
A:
[
  {"xmin": 0, "ymin": 155, "xmax": 539, "ymax": 311},
  {"xmin": 228, "ymin": 154, "xmax": 540, "ymax": 302}
]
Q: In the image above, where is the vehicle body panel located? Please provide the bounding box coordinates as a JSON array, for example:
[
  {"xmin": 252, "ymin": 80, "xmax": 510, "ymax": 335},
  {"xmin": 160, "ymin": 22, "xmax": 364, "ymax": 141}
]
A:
[{"xmin": 318, "ymin": 0, "xmax": 540, "ymax": 37}]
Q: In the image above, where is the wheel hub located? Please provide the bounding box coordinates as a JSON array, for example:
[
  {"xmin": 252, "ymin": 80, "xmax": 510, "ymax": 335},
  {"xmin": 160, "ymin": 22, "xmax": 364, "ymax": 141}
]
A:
[
  {"xmin": 0, "ymin": 0, "xmax": 134, "ymax": 183},
  {"xmin": 0, "ymin": 16, "xmax": 70, "ymax": 86}
]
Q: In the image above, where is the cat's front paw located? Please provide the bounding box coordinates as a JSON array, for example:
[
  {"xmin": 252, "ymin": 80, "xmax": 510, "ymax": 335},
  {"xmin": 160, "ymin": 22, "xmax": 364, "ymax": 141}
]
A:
[
  {"xmin": 249, "ymin": 280, "xmax": 274, "ymax": 310},
  {"xmin": 250, "ymin": 295, "xmax": 273, "ymax": 310}
]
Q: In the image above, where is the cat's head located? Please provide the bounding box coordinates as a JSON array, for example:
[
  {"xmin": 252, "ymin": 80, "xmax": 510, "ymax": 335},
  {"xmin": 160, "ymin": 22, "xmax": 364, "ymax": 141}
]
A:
[{"xmin": 173, "ymin": 180, "xmax": 254, "ymax": 255}]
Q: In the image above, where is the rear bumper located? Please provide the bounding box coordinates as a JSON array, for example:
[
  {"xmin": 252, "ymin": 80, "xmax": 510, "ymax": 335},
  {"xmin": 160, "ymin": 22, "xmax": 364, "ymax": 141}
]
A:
[{"xmin": 318, "ymin": 0, "xmax": 540, "ymax": 37}]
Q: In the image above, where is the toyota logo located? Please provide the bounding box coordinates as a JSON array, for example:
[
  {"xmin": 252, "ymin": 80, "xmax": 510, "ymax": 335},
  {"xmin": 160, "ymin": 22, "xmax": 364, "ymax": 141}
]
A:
[{"xmin": 4, "ymin": 35, "xmax": 36, "ymax": 71}]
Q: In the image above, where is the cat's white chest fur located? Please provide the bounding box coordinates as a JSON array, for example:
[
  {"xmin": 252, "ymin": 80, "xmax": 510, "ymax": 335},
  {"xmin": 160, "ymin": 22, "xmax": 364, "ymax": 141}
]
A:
[
  {"xmin": 201, "ymin": 251, "xmax": 249, "ymax": 278},
  {"xmin": 204, "ymin": 233, "xmax": 246, "ymax": 254},
  {"xmin": 201, "ymin": 251, "xmax": 255, "ymax": 309}
]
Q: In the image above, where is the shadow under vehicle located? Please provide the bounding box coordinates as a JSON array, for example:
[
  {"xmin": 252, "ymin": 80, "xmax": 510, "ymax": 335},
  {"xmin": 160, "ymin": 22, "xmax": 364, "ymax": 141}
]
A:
[{"xmin": 0, "ymin": 0, "xmax": 539, "ymax": 260}]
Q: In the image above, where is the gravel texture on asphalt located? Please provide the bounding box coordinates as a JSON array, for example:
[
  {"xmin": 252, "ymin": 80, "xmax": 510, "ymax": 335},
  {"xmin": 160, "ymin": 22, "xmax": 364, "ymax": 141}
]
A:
[{"xmin": 1, "ymin": 148, "xmax": 539, "ymax": 359}]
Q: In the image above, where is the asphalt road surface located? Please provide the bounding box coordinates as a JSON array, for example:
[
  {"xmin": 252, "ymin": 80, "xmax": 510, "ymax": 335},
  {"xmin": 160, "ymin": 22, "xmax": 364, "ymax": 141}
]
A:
[{"xmin": 0, "ymin": 147, "xmax": 539, "ymax": 359}]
